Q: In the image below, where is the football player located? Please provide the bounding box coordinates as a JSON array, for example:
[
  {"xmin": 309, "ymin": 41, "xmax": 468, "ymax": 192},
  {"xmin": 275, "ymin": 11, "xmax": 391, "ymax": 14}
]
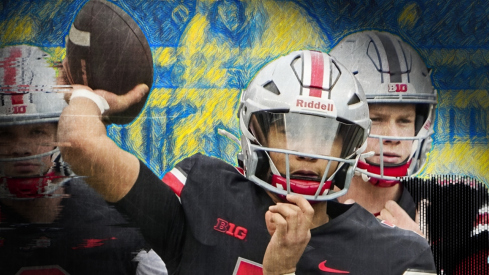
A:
[
  {"xmin": 59, "ymin": 50, "xmax": 435, "ymax": 274},
  {"xmin": 0, "ymin": 45, "xmax": 163, "ymax": 274},
  {"xmin": 330, "ymin": 30, "xmax": 437, "ymax": 236}
]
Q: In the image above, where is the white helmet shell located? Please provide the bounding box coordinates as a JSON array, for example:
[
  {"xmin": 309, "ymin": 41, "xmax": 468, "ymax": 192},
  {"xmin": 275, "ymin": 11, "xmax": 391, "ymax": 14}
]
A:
[
  {"xmin": 0, "ymin": 45, "xmax": 67, "ymax": 126},
  {"xmin": 0, "ymin": 45, "xmax": 70, "ymax": 199},
  {"xmin": 330, "ymin": 31, "xmax": 437, "ymax": 183},
  {"xmin": 239, "ymin": 50, "xmax": 370, "ymax": 201}
]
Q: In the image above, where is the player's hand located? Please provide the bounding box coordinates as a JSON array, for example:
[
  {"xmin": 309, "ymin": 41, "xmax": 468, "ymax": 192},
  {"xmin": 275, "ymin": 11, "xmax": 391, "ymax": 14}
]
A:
[
  {"xmin": 66, "ymin": 84, "xmax": 148, "ymax": 115},
  {"xmin": 263, "ymin": 194, "xmax": 314, "ymax": 275},
  {"xmin": 378, "ymin": 200, "xmax": 425, "ymax": 238}
]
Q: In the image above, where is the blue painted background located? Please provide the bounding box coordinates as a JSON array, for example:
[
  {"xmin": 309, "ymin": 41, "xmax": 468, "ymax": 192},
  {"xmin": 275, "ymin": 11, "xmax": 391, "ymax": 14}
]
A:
[{"xmin": 1, "ymin": 0, "xmax": 487, "ymax": 185}]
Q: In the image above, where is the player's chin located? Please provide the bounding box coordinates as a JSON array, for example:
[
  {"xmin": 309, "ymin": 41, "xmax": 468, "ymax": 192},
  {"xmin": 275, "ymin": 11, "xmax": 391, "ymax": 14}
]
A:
[
  {"xmin": 367, "ymin": 156, "xmax": 403, "ymax": 166},
  {"xmin": 266, "ymin": 190, "xmax": 288, "ymax": 204}
]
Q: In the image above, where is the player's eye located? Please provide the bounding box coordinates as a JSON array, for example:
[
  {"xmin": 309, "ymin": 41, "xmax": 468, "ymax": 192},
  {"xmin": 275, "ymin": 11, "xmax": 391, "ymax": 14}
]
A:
[
  {"xmin": 31, "ymin": 129, "xmax": 48, "ymax": 137},
  {"xmin": 370, "ymin": 116, "xmax": 382, "ymax": 123},
  {"xmin": 398, "ymin": 118, "xmax": 414, "ymax": 124}
]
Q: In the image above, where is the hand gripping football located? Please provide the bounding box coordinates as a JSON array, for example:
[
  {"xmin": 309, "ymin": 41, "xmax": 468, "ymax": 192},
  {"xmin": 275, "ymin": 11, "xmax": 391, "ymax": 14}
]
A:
[{"xmin": 65, "ymin": 0, "xmax": 153, "ymax": 124}]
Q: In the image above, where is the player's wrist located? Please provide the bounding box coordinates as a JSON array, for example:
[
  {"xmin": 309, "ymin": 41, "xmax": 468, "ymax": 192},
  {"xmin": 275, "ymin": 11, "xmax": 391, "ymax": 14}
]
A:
[{"xmin": 70, "ymin": 89, "xmax": 109, "ymax": 115}]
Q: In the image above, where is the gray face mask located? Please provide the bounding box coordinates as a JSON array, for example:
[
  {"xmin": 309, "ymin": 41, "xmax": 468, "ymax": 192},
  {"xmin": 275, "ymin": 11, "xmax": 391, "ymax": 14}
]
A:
[
  {"xmin": 0, "ymin": 45, "xmax": 70, "ymax": 199},
  {"xmin": 330, "ymin": 30, "xmax": 437, "ymax": 180}
]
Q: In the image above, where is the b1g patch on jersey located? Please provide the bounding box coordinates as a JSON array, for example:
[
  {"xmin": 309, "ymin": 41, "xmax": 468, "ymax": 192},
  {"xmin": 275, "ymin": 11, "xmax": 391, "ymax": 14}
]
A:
[
  {"xmin": 214, "ymin": 218, "xmax": 248, "ymax": 240},
  {"xmin": 290, "ymin": 96, "xmax": 337, "ymax": 117},
  {"xmin": 232, "ymin": 257, "xmax": 262, "ymax": 275}
]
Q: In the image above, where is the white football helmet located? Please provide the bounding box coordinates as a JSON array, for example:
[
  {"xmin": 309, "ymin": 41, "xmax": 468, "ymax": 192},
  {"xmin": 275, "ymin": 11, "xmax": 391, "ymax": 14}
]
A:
[
  {"xmin": 330, "ymin": 31, "xmax": 437, "ymax": 186},
  {"xmin": 0, "ymin": 45, "xmax": 70, "ymax": 199},
  {"xmin": 239, "ymin": 50, "xmax": 370, "ymax": 201}
]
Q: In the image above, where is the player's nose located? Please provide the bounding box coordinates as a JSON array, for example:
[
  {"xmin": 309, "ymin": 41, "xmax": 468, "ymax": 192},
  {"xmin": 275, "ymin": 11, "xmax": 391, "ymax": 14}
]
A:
[
  {"xmin": 382, "ymin": 122, "xmax": 402, "ymax": 144},
  {"xmin": 8, "ymin": 138, "xmax": 35, "ymax": 157},
  {"xmin": 295, "ymin": 154, "xmax": 318, "ymax": 162}
]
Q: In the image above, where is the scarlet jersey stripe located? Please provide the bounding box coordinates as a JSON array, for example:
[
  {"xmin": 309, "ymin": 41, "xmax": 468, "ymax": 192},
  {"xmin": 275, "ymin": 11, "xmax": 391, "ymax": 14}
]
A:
[
  {"xmin": 233, "ymin": 257, "xmax": 263, "ymax": 275},
  {"xmin": 162, "ymin": 168, "xmax": 187, "ymax": 197},
  {"xmin": 235, "ymin": 167, "xmax": 245, "ymax": 176}
]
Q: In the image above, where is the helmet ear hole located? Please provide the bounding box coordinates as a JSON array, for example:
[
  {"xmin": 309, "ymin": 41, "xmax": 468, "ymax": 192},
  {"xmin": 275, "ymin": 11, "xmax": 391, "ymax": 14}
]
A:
[
  {"xmin": 255, "ymin": 150, "xmax": 270, "ymax": 182},
  {"xmin": 332, "ymin": 163, "xmax": 350, "ymax": 191},
  {"xmin": 415, "ymin": 104, "xmax": 429, "ymax": 134}
]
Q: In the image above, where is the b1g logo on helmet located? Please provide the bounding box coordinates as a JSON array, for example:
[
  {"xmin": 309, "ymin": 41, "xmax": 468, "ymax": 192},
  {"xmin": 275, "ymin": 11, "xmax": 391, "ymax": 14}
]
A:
[
  {"xmin": 388, "ymin": 83, "xmax": 408, "ymax": 93},
  {"xmin": 11, "ymin": 105, "xmax": 27, "ymax": 114},
  {"xmin": 1, "ymin": 94, "xmax": 30, "ymax": 114}
]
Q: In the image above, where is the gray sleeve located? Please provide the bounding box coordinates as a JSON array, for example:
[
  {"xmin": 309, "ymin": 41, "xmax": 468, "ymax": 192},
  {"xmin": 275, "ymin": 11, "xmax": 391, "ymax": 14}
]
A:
[{"xmin": 406, "ymin": 246, "xmax": 437, "ymax": 273}]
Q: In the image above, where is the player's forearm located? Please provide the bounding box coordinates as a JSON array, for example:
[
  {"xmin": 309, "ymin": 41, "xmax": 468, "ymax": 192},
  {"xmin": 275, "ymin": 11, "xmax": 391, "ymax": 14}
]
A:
[
  {"xmin": 58, "ymin": 96, "xmax": 106, "ymax": 171},
  {"xmin": 58, "ymin": 97, "xmax": 138, "ymax": 202}
]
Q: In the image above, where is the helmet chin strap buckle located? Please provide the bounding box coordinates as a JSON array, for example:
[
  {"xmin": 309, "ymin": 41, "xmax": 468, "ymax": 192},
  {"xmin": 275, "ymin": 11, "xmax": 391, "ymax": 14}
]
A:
[
  {"xmin": 361, "ymin": 172, "xmax": 370, "ymax": 183},
  {"xmin": 361, "ymin": 151, "xmax": 375, "ymax": 158}
]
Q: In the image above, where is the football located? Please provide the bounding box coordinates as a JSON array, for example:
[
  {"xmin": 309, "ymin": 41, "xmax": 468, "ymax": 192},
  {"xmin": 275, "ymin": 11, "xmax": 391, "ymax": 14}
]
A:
[{"xmin": 65, "ymin": 0, "xmax": 153, "ymax": 125}]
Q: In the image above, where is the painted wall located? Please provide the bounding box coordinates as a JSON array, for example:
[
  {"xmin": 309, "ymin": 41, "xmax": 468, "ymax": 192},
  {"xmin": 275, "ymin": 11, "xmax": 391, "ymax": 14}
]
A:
[{"xmin": 1, "ymin": 0, "xmax": 487, "ymax": 186}]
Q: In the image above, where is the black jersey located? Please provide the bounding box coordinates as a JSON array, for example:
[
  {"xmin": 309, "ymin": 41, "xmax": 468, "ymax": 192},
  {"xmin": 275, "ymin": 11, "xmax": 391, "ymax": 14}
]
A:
[
  {"xmin": 398, "ymin": 185, "xmax": 416, "ymax": 220},
  {"xmin": 0, "ymin": 178, "xmax": 149, "ymax": 275},
  {"xmin": 115, "ymin": 153, "xmax": 435, "ymax": 275}
]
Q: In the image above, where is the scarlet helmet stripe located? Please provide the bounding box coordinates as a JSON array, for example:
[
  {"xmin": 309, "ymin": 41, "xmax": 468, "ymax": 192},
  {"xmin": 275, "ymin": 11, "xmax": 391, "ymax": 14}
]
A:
[
  {"xmin": 2, "ymin": 47, "xmax": 21, "ymax": 86},
  {"xmin": 301, "ymin": 51, "xmax": 327, "ymax": 98},
  {"xmin": 309, "ymin": 51, "xmax": 324, "ymax": 97},
  {"xmin": 162, "ymin": 167, "xmax": 186, "ymax": 197},
  {"xmin": 1, "ymin": 47, "xmax": 24, "ymax": 104}
]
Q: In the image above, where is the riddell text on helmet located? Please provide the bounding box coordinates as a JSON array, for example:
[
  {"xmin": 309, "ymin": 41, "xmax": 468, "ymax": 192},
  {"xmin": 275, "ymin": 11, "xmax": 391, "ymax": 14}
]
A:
[{"xmin": 295, "ymin": 99, "xmax": 334, "ymax": 112}]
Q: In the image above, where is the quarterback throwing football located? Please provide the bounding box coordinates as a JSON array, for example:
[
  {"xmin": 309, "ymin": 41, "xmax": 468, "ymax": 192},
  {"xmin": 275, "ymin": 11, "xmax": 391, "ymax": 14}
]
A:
[{"xmin": 59, "ymin": 50, "xmax": 435, "ymax": 274}]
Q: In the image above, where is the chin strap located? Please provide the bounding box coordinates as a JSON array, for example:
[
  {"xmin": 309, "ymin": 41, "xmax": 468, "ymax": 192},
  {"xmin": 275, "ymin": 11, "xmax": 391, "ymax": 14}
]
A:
[
  {"xmin": 271, "ymin": 174, "xmax": 332, "ymax": 196},
  {"xmin": 357, "ymin": 160, "xmax": 411, "ymax": 187},
  {"xmin": 4, "ymin": 171, "xmax": 65, "ymax": 199}
]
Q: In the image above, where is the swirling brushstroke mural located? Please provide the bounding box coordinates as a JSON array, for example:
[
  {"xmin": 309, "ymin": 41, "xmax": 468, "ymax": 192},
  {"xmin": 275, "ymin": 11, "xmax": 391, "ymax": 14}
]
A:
[{"xmin": 0, "ymin": 0, "xmax": 487, "ymax": 184}]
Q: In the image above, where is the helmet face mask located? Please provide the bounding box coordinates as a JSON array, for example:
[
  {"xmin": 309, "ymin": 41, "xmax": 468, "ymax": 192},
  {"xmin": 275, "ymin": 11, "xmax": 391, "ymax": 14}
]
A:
[
  {"xmin": 239, "ymin": 50, "xmax": 370, "ymax": 201},
  {"xmin": 0, "ymin": 45, "xmax": 70, "ymax": 199},
  {"xmin": 0, "ymin": 123, "xmax": 67, "ymax": 199},
  {"xmin": 330, "ymin": 31, "xmax": 437, "ymax": 186},
  {"xmin": 0, "ymin": 148, "xmax": 64, "ymax": 199}
]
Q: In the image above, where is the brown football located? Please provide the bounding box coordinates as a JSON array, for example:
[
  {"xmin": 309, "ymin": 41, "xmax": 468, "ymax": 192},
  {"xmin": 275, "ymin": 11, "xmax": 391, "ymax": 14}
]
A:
[{"xmin": 65, "ymin": 0, "xmax": 153, "ymax": 125}]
